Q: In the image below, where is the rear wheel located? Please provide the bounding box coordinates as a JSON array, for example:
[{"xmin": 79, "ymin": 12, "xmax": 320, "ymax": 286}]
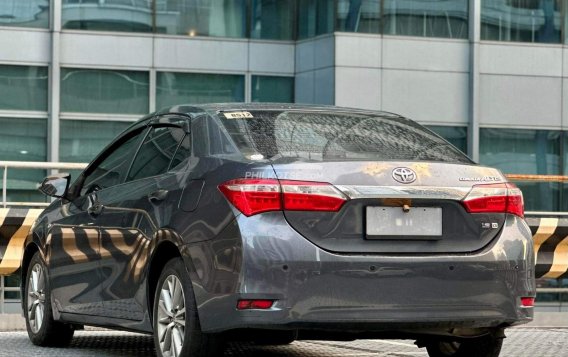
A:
[
  {"xmin": 425, "ymin": 333, "xmax": 503, "ymax": 357},
  {"xmin": 153, "ymin": 258, "xmax": 223, "ymax": 357},
  {"xmin": 24, "ymin": 252, "xmax": 74, "ymax": 347}
]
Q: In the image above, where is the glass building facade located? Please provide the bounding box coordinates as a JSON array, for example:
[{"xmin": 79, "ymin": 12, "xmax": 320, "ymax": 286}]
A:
[
  {"xmin": 2, "ymin": 0, "xmax": 568, "ymax": 314},
  {"xmin": 481, "ymin": 0, "xmax": 562, "ymax": 43},
  {"xmin": 480, "ymin": 129, "xmax": 562, "ymax": 212},
  {"xmin": 0, "ymin": 0, "xmax": 49, "ymax": 29},
  {"xmin": 156, "ymin": 72, "xmax": 245, "ymax": 108},
  {"xmin": 3, "ymin": 0, "xmax": 568, "ymax": 43},
  {"xmin": 61, "ymin": 68, "xmax": 149, "ymax": 114}
]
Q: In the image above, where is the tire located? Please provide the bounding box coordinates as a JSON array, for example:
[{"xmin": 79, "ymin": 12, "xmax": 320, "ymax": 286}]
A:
[
  {"xmin": 425, "ymin": 333, "xmax": 504, "ymax": 357},
  {"xmin": 153, "ymin": 258, "xmax": 223, "ymax": 357},
  {"xmin": 24, "ymin": 251, "xmax": 74, "ymax": 347}
]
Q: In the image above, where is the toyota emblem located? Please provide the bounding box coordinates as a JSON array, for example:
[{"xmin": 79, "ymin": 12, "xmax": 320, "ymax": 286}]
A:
[{"xmin": 392, "ymin": 167, "xmax": 417, "ymax": 184}]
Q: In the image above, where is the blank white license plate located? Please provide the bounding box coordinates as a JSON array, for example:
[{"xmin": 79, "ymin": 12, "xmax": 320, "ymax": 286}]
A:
[{"xmin": 366, "ymin": 206, "xmax": 442, "ymax": 238}]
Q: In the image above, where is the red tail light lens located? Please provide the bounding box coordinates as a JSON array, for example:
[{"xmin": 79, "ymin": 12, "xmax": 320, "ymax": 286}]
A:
[
  {"xmin": 520, "ymin": 297, "xmax": 535, "ymax": 307},
  {"xmin": 462, "ymin": 183, "xmax": 524, "ymax": 218},
  {"xmin": 218, "ymin": 179, "xmax": 281, "ymax": 216},
  {"xmin": 237, "ymin": 299, "xmax": 274, "ymax": 310},
  {"xmin": 281, "ymin": 180, "xmax": 347, "ymax": 211},
  {"xmin": 219, "ymin": 179, "xmax": 347, "ymax": 216}
]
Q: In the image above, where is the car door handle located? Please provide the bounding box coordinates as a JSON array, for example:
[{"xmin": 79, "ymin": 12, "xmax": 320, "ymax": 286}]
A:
[
  {"xmin": 148, "ymin": 189, "xmax": 168, "ymax": 203},
  {"xmin": 87, "ymin": 203, "xmax": 104, "ymax": 217}
]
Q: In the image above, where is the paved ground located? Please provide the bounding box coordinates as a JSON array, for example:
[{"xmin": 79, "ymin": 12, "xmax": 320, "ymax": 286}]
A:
[{"xmin": 0, "ymin": 328, "xmax": 566, "ymax": 357}]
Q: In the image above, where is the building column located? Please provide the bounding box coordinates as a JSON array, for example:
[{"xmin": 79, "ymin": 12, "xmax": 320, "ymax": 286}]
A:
[
  {"xmin": 149, "ymin": 68, "xmax": 157, "ymax": 112},
  {"xmin": 48, "ymin": 0, "xmax": 62, "ymax": 163},
  {"xmin": 468, "ymin": 0, "xmax": 481, "ymax": 162},
  {"xmin": 245, "ymin": 72, "xmax": 252, "ymax": 103}
]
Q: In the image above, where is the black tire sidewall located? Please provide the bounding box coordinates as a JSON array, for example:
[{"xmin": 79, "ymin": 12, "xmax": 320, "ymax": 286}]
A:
[
  {"xmin": 24, "ymin": 252, "xmax": 55, "ymax": 344},
  {"xmin": 153, "ymin": 258, "xmax": 201, "ymax": 357}
]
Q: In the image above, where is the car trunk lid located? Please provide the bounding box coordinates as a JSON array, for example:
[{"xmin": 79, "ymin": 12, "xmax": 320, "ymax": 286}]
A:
[{"xmin": 271, "ymin": 161, "xmax": 514, "ymax": 254}]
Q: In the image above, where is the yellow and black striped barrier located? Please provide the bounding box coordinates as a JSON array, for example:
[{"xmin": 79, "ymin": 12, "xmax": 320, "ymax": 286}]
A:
[
  {"xmin": 0, "ymin": 208, "xmax": 42, "ymax": 276},
  {"xmin": 0, "ymin": 208, "xmax": 566, "ymax": 279},
  {"xmin": 526, "ymin": 216, "xmax": 568, "ymax": 279}
]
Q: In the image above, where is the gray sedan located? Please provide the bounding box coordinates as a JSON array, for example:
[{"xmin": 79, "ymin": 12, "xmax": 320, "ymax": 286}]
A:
[{"xmin": 22, "ymin": 104, "xmax": 535, "ymax": 357}]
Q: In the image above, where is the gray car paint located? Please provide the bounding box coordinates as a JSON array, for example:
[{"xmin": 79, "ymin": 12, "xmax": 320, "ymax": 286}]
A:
[{"xmin": 22, "ymin": 104, "xmax": 535, "ymax": 342}]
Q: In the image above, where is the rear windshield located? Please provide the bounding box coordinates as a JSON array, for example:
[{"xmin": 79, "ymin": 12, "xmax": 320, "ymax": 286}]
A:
[{"xmin": 213, "ymin": 110, "xmax": 472, "ymax": 164}]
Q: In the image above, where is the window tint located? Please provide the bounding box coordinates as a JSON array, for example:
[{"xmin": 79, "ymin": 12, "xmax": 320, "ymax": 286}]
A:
[
  {"xmin": 170, "ymin": 135, "xmax": 191, "ymax": 169},
  {"xmin": 82, "ymin": 130, "xmax": 146, "ymax": 194},
  {"xmin": 127, "ymin": 126, "xmax": 188, "ymax": 181},
  {"xmin": 208, "ymin": 119, "xmax": 238, "ymax": 156},
  {"xmin": 192, "ymin": 117, "xmax": 209, "ymax": 157},
  {"xmin": 216, "ymin": 110, "xmax": 472, "ymax": 163}
]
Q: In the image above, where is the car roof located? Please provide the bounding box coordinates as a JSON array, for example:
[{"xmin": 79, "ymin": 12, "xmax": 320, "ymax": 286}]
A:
[{"xmin": 155, "ymin": 103, "xmax": 403, "ymax": 118}]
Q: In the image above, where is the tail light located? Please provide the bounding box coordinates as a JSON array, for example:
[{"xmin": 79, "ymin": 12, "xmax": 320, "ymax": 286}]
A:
[
  {"xmin": 280, "ymin": 180, "xmax": 347, "ymax": 211},
  {"xmin": 237, "ymin": 299, "xmax": 274, "ymax": 310},
  {"xmin": 520, "ymin": 297, "xmax": 535, "ymax": 307},
  {"xmin": 218, "ymin": 179, "xmax": 280, "ymax": 216},
  {"xmin": 219, "ymin": 179, "xmax": 347, "ymax": 216},
  {"xmin": 461, "ymin": 183, "xmax": 524, "ymax": 218}
]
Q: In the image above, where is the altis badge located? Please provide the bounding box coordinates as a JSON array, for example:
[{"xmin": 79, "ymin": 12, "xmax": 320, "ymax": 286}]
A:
[{"xmin": 459, "ymin": 176, "xmax": 500, "ymax": 182}]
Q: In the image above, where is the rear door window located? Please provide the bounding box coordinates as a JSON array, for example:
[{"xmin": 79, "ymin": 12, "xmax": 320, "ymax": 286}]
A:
[{"xmin": 127, "ymin": 126, "xmax": 188, "ymax": 181}]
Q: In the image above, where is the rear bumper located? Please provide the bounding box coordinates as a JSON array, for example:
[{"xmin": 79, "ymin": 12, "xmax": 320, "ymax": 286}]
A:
[{"xmin": 190, "ymin": 212, "xmax": 535, "ymax": 334}]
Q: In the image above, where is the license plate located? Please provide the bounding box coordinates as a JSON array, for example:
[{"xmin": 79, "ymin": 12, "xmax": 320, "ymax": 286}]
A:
[{"xmin": 366, "ymin": 206, "xmax": 442, "ymax": 238}]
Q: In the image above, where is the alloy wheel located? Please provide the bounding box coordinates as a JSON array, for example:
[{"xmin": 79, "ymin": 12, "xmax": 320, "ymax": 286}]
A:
[
  {"xmin": 157, "ymin": 275, "xmax": 186, "ymax": 357},
  {"xmin": 27, "ymin": 263, "xmax": 46, "ymax": 333}
]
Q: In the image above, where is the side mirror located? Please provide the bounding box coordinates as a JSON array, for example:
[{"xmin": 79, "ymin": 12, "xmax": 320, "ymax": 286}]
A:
[{"xmin": 39, "ymin": 173, "xmax": 70, "ymax": 198}]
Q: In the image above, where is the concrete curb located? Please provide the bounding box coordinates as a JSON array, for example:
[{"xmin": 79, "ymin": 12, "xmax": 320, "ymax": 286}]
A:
[{"xmin": 0, "ymin": 314, "xmax": 25, "ymax": 332}]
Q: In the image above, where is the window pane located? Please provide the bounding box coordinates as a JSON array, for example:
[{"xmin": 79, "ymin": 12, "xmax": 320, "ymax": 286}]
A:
[
  {"xmin": 62, "ymin": 0, "xmax": 153, "ymax": 32},
  {"xmin": 251, "ymin": 0, "xmax": 296, "ymax": 40},
  {"xmin": 426, "ymin": 126, "xmax": 467, "ymax": 154},
  {"xmin": 561, "ymin": 133, "xmax": 568, "ymax": 211},
  {"xmin": 298, "ymin": 0, "xmax": 335, "ymax": 39},
  {"xmin": 0, "ymin": 65, "xmax": 48, "ymax": 111},
  {"xmin": 7, "ymin": 190, "xmax": 47, "ymax": 203},
  {"xmin": 60, "ymin": 120, "xmax": 132, "ymax": 163},
  {"xmin": 156, "ymin": 72, "xmax": 245, "ymax": 109},
  {"xmin": 0, "ymin": 118, "xmax": 47, "ymax": 203},
  {"xmin": 61, "ymin": 68, "xmax": 149, "ymax": 114},
  {"xmin": 251, "ymin": 76, "xmax": 294, "ymax": 103},
  {"xmin": 336, "ymin": 0, "xmax": 382, "ymax": 34},
  {"xmin": 170, "ymin": 136, "xmax": 192, "ymax": 169},
  {"xmin": 479, "ymin": 128, "xmax": 560, "ymax": 212},
  {"xmin": 383, "ymin": 0, "xmax": 468, "ymax": 39},
  {"xmin": 481, "ymin": 0, "xmax": 561, "ymax": 43},
  {"xmin": 536, "ymin": 278, "xmax": 568, "ymax": 308},
  {"xmin": 5, "ymin": 274, "xmax": 20, "ymax": 287},
  {"xmin": 0, "ymin": 118, "xmax": 47, "ymax": 202},
  {"xmin": 4, "ymin": 291, "xmax": 20, "ymax": 300},
  {"xmin": 127, "ymin": 126, "xmax": 187, "ymax": 181},
  {"xmin": 217, "ymin": 110, "xmax": 471, "ymax": 163},
  {"xmin": 156, "ymin": 0, "xmax": 246, "ymax": 37},
  {"xmin": 83, "ymin": 130, "xmax": 146, "ymax": 193},
  {"xmin": 0, "ymin": 0, "xmax": 49, "ymax": 28}
]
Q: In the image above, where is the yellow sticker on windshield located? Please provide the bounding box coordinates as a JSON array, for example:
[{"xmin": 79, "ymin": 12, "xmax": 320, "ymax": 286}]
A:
[{"xmin": 223, "ymin": 111, "xmax": 254, "ymax": 119}]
